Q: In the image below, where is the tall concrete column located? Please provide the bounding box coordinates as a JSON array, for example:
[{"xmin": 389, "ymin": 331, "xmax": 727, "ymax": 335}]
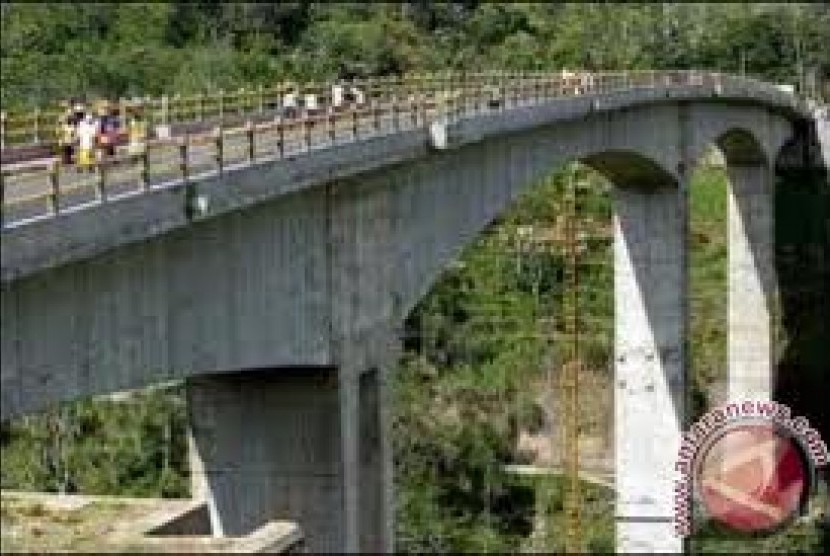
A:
[
  {"xmin": 613, "ymin": 184, "xmax": 687, "ymax": 553},
  {"xmin": 337, "ymin": 363, "xmax": 395, "ymax": 553},
  {"xmin": 358, "ymin": 368, "xmax": 394, "ymax": 552},
  {"xmin": 186, "ymin": 365, "xmax": 392, "ymax": 553},
  {"xmin": 727, "ymin": 163, "xmax": 775, "ymax": 402}
]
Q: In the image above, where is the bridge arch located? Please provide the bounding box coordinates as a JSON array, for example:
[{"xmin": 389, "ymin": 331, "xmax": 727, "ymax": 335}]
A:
[
  {"xmin": 385, "ymin": 139, "xmax": 686, "ymax": 552},
  {"xmin": 716, "ymin": 127, "xmax": 770, "ymax": 166},
  {"xmin": 389, "ymin": 106, "xmax": 689, "ymax": 324},
  {"xmin": 581, "ymin": 149, "xmax": 679, "ymax": 191},
  {"xmin": 685, "ymin": 117, "xmax": 787, "ymax": 406},
  {"xmin": 5, "ymin": 99, "xmax": 796, "ymax": 418},
  {"xmin": 685, "ymin": 103, "xmax": 792, "ymax": 170},
  {"xmin": 396, "ymin": 146, "xmax": 680, "ymax": 320}
]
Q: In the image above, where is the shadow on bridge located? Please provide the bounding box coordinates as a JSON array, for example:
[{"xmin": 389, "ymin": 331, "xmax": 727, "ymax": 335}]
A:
[{"xmin": 774, "ymin": 126, "xmax": 830, "ymax": 453}]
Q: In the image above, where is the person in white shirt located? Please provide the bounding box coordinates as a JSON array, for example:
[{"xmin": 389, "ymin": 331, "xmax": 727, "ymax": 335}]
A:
[
  {"xmin": 76, "ymin": 113, "xmax": 99, "ymax": 172},
  {"xmin": 351, "ymin": 86, "xmax": 365, "ymax": 106},
  {"xmin": 331, "ymin": 83, "xmax": 345, "ymax": 110},
  {"xmin": 283, "ymin": 88, "xmax": 298, "ymax": 119},
  {"xmin": 304, "ymin": 93, "xmax": 319, "ymax": 115}
]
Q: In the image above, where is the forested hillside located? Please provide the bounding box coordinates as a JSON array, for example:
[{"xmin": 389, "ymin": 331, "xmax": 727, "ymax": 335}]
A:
[
  {"xmin": 1, "ymin": 3, "xmax": 828, "ymax": 553},
  {"xmin": 2, "ymin": 2, "xmax": 828, "ymax": 107}
]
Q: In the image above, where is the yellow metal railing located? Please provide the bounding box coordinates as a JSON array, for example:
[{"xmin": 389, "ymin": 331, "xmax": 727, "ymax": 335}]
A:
[
  {"xmin": 0, "ymin": 72, "xmax": 510, "ymax": 150},
  {"xmin": 0, "ymin": 71, "xmax": 806, "ymax": 227}
]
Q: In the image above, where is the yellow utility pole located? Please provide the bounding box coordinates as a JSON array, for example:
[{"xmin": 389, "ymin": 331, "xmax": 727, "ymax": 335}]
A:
[{"xmin": 560, "ymin": 167, "xmax": 582, "ymax": 552}]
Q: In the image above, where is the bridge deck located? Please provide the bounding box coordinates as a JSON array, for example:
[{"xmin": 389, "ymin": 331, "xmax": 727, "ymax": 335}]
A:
[{"xmin": 1, "ymin": 71, "xmax": 808, "ymax": 231}]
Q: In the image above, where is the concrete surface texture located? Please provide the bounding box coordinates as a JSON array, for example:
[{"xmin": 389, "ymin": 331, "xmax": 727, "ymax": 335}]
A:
[
  {"xmin": 187, "ymin": 365, "xmax": 392, "ymax": 553},
  {"xmin": 1, "ymin": 95, "xmax": 798, "ymax": 419},
  {"xmin": 613, "ymin": 184, "xmax": 687, "ymax": 552},
  {"xmin": 0, "ymin": 490, "xmax": 303, "ymax": 553}
]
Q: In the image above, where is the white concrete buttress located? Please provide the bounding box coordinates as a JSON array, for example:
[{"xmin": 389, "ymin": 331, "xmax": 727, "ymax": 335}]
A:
[
  {"xmin": 727, "ymin": 163, "xmax": 775, "ymax": 402},
  {"xmin": 614, "ymin": 183, "xmax": 687, "ymax": 553}
]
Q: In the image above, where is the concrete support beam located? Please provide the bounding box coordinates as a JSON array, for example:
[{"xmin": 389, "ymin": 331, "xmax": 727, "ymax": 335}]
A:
[
  {"xmin": 727, "ymin": 163, "xmax": 775, "ymax": 402},
  {"xmin": 186, "ymin": 365, "xmax": 392, "ymax": 553},
  {"xmin": 358, "ymin": 369, "xmax": 393, "ymax": 552},
  {"xmin": 338, "ymin": 369, "xmax": 360, "ymax": 552},
  {"xmin": 334, "ymin": 333, "xmax": 398, "ymax": 553},
  {"xmin": 614, "ymin": 185, "xmax": 687, "ymax": 553}
]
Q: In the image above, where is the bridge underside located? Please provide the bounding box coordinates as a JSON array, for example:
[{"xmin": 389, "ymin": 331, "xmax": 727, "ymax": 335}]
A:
[
  {"xmin": 187, "ymin": 364, "xmax": 394, "ymax": 553},
  {"xmin": 1, "ymin": 95, "xmax": 805, "ymax": 552}
]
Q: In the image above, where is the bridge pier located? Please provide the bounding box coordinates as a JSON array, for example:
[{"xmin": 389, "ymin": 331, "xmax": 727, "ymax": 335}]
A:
[
  {"xmin": 727, "ymin": 163, "xmax": 775, "ymax": 402},
  {"xmin": 186, "ymin": 364, "xmax": 393, "ymax": 553},
  {"xmin": 613, "ymin": 184, "xmax": 687, "ymax": 553}
]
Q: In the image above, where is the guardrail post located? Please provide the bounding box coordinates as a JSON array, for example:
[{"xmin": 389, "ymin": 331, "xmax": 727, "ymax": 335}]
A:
[
  {"xmin": 198, "ymin": 93, "xmax": 205, "ymax": 121},
  {"xmin": 461, "ymin": 72, "xmax": 470, "ymax": 115},
  {"xmin": 373, "ymin": 101, "xmax": 381, "ymax": 133},
  {"xmin": 0, "ymin": 172, "xmax": 5, "ymax": 226},
  {"xmin": 180, "ymin": 136, "xmax": 189, "ymax": 182},
  {"xmin": 303, "ymin": 113, "xmax": 311, "ymax": 150},
  {"xmin": 33, "ymin": 108, "xmax": 40, "ymax": 143},
  {"xmin": 119, "ymin": 98, "xmax": 126, "ymax": 129},
  {"xmin": 534, "ymin": 72, "xmax": 542, "ymax": 103},
  {"xmin": 352, "ymin": 108, "xmax": 359, "ymax": 138},
  {"xmin": 141, "ymin": 148, "xmax": 150, "ymax": 190},
  {"xmin": 246, "ymin": 121, "xmax": 255, "ymax": 161},
  {"xmin": 458, "ymin": 74, "xmax": 465, "ymax": 117},
  {"xmin": 277, "ymin": 119, "xmax": 285, "ymax": 158},
  {"xmin": 96, "ymin": 162, "xmax": 106, "ymax": 202},
  {"xmin": 528, "ymin": 71, "xmax": 542, "ymax": 104},
  {"xmin": 518, "ymin": 73, "xmax": 525, "ymax": 102},
  {"xmin": 48, "ymin": 163, "xmax": 59, "ymax": 214},
  {"xmin": 215, "ymin": 125, "xmax": 223, "ymax": 172},
  {"xmin": 392, "ymin": 98, "xmax": 400, "ymax": 131},
  {"xmin": 328, "ymin": 112, "xmax": 336, "ymax": 143},
  {"xmin": 528, "ymin": 72, "xmax": 534, "ymax": 102},
  {"xmin": 218, "ymin": 90, "xmax": 225, "ymax": 123},
  {"xmin": 257, "ymin": 85, "xmax": 264, "ymax": 114},
  {"xmin": 497, "ymin": 71, "xmax": 505, "ymax": 109},
  {"xmin": 161, "ymin": 95, "xmax": 169, "ymax": 126}
]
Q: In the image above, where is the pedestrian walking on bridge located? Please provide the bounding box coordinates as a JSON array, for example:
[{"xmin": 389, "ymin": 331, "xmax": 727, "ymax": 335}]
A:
[
  {"xmin": 54, "ymin": 106, "xmax": 76, "ymax": 165},
  {"xmin": 76, "ymin": 112, "xmax": 98, "ymax": 173},
  {"xmin": 126, "ymin": 104, "xmax": 148, "ymax": 158},
  {"xmin": 96, "ymin": 101, "xmax": 119, "ymax": 160},
  {"xmin": 282, "ymin": 84, "xmax": 299, "ymax": 119}
]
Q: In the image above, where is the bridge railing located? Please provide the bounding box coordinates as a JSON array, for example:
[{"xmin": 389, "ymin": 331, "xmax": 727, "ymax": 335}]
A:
[
  {"xmin": 0, "ymin": 71, "xmax": 515, "ymax": 150},
  {"xmin": 0, "ymin": 71, "xmax": 803, "ymax": 228},
  {"xmin": 1, "ymin": 69, "xmax": 800, "ymax": 150}
]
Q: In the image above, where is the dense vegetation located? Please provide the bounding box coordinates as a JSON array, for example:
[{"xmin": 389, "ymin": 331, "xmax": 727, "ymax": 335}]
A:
[
  {"xmin": 2, "ymin": 3, "xmax": 829, "ymax": 107},
  {"xmin": 1, "ymin": 2, "xmax": 828, "ymax": 553}
]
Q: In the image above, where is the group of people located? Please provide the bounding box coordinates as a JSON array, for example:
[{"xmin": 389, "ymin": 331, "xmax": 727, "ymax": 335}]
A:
[
  {"xmin": 54, "ymin": 99, "xmax": 147, "ymax": 171},
  {"xmin": 51, "ymin": 83, "xmax": 368, "ymax": 171},
  {"xmin": 279, "ymin": 82, "xmax": 367, "ymax": 119}
]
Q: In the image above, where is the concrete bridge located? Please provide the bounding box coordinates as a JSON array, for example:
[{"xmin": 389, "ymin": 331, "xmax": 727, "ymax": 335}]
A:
[{"xmin": 1, "ymin": 71, "xmax": 827, "ymax": 553}]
